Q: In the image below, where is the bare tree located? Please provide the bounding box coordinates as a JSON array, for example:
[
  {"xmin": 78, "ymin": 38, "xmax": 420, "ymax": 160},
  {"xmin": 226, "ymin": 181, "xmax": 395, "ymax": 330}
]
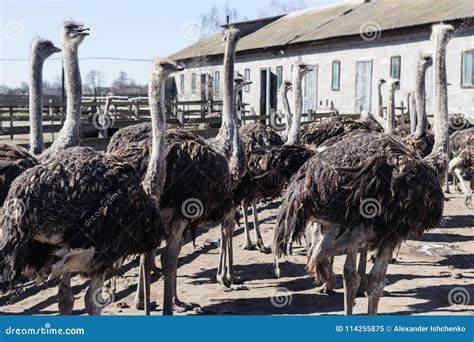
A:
[
  {"xmin": 258, "ymin": 0, "xmax": 308, "ymax": 18},
  {"xmin": 199, "ymin": 5, "xmax": 247, "ymax": 39},
  {"xmin": 86, "ymin": 70, "xmax": 105, "ymax": 97}
]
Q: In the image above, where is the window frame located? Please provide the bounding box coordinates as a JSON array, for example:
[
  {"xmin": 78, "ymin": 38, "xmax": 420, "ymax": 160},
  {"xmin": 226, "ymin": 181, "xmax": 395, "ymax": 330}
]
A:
[
  {"xmin": 276, "ymin": 66, "xmax": 283, "ymax": 89},
  {"xmin": 244, "ymin": 68, "xmax": 251, "ymax": 92},
  {"xmin": 461, "ymin": 49, "xmax": 474, "ymax": 88},
  {"xmin": 214, "ymin": 70, "xmax": 220, "ymax": 94},
  {"xmin": 331, "ymin": 60, "xmax": 341, "ymax": 91},
  {"xmin": 390, "ymin": 55, "xmax": 401, "ymax": 80},
  {"xmin": 191, "ymin": 73, "xmax": 196, "ymax": 93},
  {"xmin": 180, "ymin": 74, "xmax": 184, "ymax": 93}
]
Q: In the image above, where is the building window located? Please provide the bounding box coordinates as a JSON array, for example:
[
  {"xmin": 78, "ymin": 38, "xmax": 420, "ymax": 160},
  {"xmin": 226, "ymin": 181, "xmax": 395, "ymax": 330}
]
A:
[
  {"xmin": 276, "ymin": 66, "xmax": 283, "ymax": 89},
  {"xmin": 244, "ymin": 68, "xmax": 251, "ymax": 92},
  {"xmin": 331, "ymin": 61, "xmax": 340, "ymax": 91},
  {"xmin": 214, "ymin": 71, "xmax": 220, "ymax": 93},
  {"xmin": 180, "ymin": 74, "xmax": 184, "ymax": 93},
  {"xmin": 390, "ymin": 56, "xmax": 401, "ymax": 80},
  {"xmin": 191, "ymin": 73, "xmax": 196, "ymax": 93},
  {"xmin": 462, "ymin": 50, "xmax": 474, "ymax": 87}
]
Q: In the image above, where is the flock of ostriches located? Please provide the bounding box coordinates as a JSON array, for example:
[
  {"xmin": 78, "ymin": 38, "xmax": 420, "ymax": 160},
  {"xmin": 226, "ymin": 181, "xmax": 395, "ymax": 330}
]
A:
[{"xmin": 0, "ymin": 21, "xmax": 472, "ymax": 316}]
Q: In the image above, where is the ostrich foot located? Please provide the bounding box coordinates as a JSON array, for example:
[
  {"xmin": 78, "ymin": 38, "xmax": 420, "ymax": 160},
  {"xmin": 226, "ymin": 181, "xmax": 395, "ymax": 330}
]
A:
[
  {"xmin": 256, "ymin": 240, "xmax": 271, "ymax": 254},
  {"xmin": 135, "ymin": 301, "xmax": 158, "ymax": 311},
  {"xmin": 465, "ymin": 192, "xmax": 472, "ymax": 209},
  {"xmin": 243, "ymin": 242, "xmax": 257, "ymax": 251},
  {"xmin": 174, "ymin": 298, "xmax": 199, "ymax": 313},
  {"xmin": 315, "ymin": 283, "xmax": 334, "ymax": 295}
]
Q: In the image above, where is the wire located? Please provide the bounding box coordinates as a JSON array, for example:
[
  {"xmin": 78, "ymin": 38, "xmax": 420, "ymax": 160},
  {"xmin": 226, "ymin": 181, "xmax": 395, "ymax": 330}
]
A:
[{"xmin": 0, "ymin": 57, "xmax": 153, "ymax": 62}]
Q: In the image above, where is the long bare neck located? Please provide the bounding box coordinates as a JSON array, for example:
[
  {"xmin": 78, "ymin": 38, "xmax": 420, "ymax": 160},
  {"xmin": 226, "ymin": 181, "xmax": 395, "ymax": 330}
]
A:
[
  {"xmin": 142, "ymin": 74, "xmax": 166, "ymax": 204},
  {"xmin": 29, "ymin": 51, "xmax": 45, "ymax": 155},
  {"xmin": 49, "ymin": 46, "xmax": 82, "ymax": 154},
  {"xmin": 386, "ymin": 87, "xmax": 396, "ymax": 134},
  {"xmin": 415, "ymin": 62, "xmax": 429, "ymax": 137},
  {"xmin": 214, "ymin": 38, "xmax": 235, "ymax": 158},
  {"xmin": 426, "ymin": 28, "xmax": 450, "ymax": 177},
  {"xmin": 287, "ymin": 71, "xmax": 303, "ymax": 145},
  {"xmin": 409, "ymin": 93, "xmax": 417, "ymax": 134},
  {"xmin": 280, "ymin": 88, "xmax": 292, "ymax": 139},
  {"xmin": 377, "ymin": 83, "xmax": 384, "ymax": 117}
]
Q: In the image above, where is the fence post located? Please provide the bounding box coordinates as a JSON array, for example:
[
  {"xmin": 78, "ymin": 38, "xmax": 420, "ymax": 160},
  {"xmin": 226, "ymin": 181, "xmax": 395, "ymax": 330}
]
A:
[
  {"xmin": 49, "ymin": 99, "xmax": 54, "ymax": 141},
  {"xmin": 177, "ymin": 110, "xmax": 184, "ymax": 128},
  {"xmin": 9, "ymin": 106, "xmax": 13, "ymax": 140},
  {"xmin": 307, "ymin": 109, "xmax": 313, "ymax": 122}
]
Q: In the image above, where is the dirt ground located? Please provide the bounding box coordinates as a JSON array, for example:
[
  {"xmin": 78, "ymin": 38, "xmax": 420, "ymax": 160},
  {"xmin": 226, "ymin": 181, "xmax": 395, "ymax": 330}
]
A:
[{"xmin": 0, "ymin": 183, "xmax": 472, "ymax": 316}]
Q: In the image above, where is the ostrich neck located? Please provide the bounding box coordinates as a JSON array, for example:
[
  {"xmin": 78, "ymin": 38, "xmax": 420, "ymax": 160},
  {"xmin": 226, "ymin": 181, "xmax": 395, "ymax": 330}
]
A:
[
  {"xmin": 231, "ymin": 87, "xmax": 246, "ymax": 181},
  {"xmin": 280, "ymin": 89, "xmax": 292, "ymax": 139},
  {"xmin": 386, "ymin": 88, "xmax": 396, "ymax": 134},
  {"xmin": 287, "ymin": 72, "xmax": 303, "ymax": 145},
  {"xmin": 142, "ymin": 74, "xmax": 166, "ymax": 205},
  {"xmin": 50, "ymin": 46, "xmax": 82, "ymax": 154},
  {"xmin": 214, "ymin": 39, "xmax": 235, "ymax": 159},
  {"xmin": 377, "ymin": 83, "xmax": 384, "ymax": 117},
  {"xmin": 414, "ymin": 62, "xmax": 429, "ymax": 137},
  {"xmin": 426, "ymin": 35, "xmax": 450, "ymax": 178},
  {"xmin": 29, "ymin": 53, "xmax": 45, "ymax": 155}
]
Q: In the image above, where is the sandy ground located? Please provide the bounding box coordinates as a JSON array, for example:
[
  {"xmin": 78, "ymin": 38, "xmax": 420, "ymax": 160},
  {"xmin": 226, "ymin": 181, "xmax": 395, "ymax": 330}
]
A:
[{"xmin": 0, "ymin": 183, "xmax": 472, "ymax": 316}]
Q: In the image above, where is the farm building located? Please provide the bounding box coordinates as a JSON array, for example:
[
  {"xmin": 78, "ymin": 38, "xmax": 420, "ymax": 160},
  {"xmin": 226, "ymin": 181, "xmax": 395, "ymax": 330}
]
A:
[{"xmin": 170, "ymin": 0, "xmax": 474, "ymax": 120}]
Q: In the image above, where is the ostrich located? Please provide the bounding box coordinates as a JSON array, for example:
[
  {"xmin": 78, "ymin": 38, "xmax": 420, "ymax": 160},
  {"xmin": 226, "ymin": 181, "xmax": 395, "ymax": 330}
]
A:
[
  {"xmin": 108, "ymin": 28, "xmax": 246, "ymax": 315},
  {"xmin": 41, "ymin": 21, "xmax": 89, "ymax": 160},
  {"xmin": 0, "ymin": 39, "xmax": 60, "ymax": 205},
  {"xmin": 273, "ymin": 24, "xmax": 452, "ymax": 315},
  {"xmin": 0, "ymin": 58, "xmax": 184, "ymax": 316},
  {"xmin": 238, "ymin": 64, "xmax": 313, "ymax": 252},
  {"xmin": 448, "ymin": 127, "xmax": 473, "ymax": 207},
  {"xmin": 280, "ymin": 79, "xmax": 293, "ymax": 140}
]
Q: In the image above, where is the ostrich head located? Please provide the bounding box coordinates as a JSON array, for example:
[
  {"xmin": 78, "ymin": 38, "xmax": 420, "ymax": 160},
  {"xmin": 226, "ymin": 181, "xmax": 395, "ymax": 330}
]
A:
[
  {"xmin": 295, "ymin": 61, "xmax": 314, "ymax": 77},
  {"xmin": 420, "ymin": 53, "xmax": 433, "ymax": 68},
  {"xmin": 281, "ymin": 80, "xmax": 293, "ymax": 93},
  {"xmin": 150, "ymin": 58, "xmax": 184, "ymax": 80},
  {"xmin": 222, "ymin": 27, "xmax": 240, "ymax": 46},
  {"xmin": 32, "ymin": 39, "xmax": 61, "ymax": 59},
  {"xmin": 378, "ymin": 78, "xmax": 386, "ymax": 87},
  {"xmin": 388, "ymin": 78, "xmax": 400, "ymax": 92},
  {"xmin": 234, "ymin": 74, "xmax": 252, "ymax": 92},
  {"xmin": 61, "ymin": 21, "xmax": 89, "ymax": 47}
]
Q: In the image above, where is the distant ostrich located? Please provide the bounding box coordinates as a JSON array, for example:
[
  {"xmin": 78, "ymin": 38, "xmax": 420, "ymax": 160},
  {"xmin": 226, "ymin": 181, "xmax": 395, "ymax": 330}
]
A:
[
  {"xmin": 273, "ymin": 24, "xmax": 452, "ymax": 315},
  {"xmin": 448, "ymin": 127, "xmax": 473, "ymax": 207},
  {"xmin": 280, "ymin": 79, "xmax": 293, "ymax": 140},
  {"xmin": 108, "ymin": 28, "xmax": 246, "ymax": 315},
  {"xmin": 0, "ymin": 57, "xmax": 184, "ymax": 316},
  {"xmin": 238, "ymin": 63, "xmax": 313, "ymax": 252},
  {"xmin": 0, "ymin": 40, "xmax": 60, "ymax": 205}
]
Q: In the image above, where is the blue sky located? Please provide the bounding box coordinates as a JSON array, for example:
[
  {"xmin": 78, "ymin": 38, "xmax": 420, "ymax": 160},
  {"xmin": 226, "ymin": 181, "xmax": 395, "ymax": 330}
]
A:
[{"xmin": 0, "ymin": 0, "xmax": 336, "ymax": 87}]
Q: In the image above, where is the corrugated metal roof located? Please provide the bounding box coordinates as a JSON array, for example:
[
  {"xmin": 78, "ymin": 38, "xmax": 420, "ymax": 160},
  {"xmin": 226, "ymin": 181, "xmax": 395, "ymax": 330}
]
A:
[{"xmin": 170, "ymin": 0, "xmax": 474, "ymax": 61}]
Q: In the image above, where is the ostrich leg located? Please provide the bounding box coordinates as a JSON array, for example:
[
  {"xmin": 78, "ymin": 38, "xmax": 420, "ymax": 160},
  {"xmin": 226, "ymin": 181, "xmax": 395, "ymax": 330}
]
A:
[
  {"xmin": 242, "ymin": 200, "xmax": 255, "ymax": 250},
  {"xmin": 161, "ymin": 221, "xmax": 188, "ymax": 315},
  {"xmin": 134, "ymin": 256, "xmax": 145, "ymax": 310},
  {"xmin": 343, "ymin": 248, "xmax": 360, "ymax": 315},
  {"xmin": 356, "ymin": 248, "xmax": 368, "ymax": 296},
  {"xmin": 454, "ymin": 168, "xmax": 472, "ymax": 207},
  {"xmin": 251, "ymin": 200, "xmax": 271, "ymax": 254},
  {"xmin": 58, "ymin": 273, "xmax": 74, "ymax": 315},
  {"xmin": 84, "ymin": 275, "xmax": 105, "ymax": 316},
  {"xmin": 315, "ymin": 256, "xmax": 334, "ymax": 294},
  {"xmin": 225, "ymin": 211, "xmax": 246, "ymax": 288},
  {"xmin": 366, "ymin": 244, "xmax": 395, "ymax": 315}
]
